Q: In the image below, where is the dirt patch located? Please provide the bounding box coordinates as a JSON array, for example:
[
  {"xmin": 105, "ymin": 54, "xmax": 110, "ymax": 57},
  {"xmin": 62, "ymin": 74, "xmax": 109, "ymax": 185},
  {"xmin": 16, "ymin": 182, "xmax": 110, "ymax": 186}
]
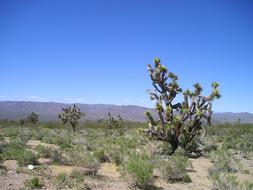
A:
[
  {"xmin": 38, "ymin": 158, "xmax": 52, "ymax": 165},
  {"xmin": 2, "ymin": 160, "xmax": 18, "ymax": 171},
  {"xmin": 0, "ymin": 172, "xmax": 29, "ymax": 190},
  {"xmin": 98, "ymin": 163, "xmax": 120, "ymax": 178},
  {"xmin": 85, "ymin": 163, "xmax": 129, "ymax": 190},
  {"xmin": 4, "ymin": 137, "xmax": 10, "ymax": 143},
  {"xmin": 26, "ymin": 140, "xmax": 59, "ymax": 150},
  {"xmin": 155, "ymin": 157, "xmax": 212, "ymax": 190},
  {"xmin": 48, "ymin": 165, "xmax": 76, "ymax": 176}
]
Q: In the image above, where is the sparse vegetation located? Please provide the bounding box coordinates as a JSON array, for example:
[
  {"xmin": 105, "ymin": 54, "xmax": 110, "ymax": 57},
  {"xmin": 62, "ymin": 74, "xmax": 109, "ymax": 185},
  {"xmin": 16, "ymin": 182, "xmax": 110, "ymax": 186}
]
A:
[{"xmin": 0, "ymin": 114, "xmax": 253, "ymax": 190}]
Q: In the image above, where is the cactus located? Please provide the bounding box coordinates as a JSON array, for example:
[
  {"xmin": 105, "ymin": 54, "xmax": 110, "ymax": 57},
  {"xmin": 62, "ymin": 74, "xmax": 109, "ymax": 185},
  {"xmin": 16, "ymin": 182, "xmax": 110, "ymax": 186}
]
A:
[
  {"xmin": 145, "ymin": 58, "xmax": 220, "ymax": 154},
  {"xmin": 58, "ymin": 104, "xmax": 85, "ymax": 133}
]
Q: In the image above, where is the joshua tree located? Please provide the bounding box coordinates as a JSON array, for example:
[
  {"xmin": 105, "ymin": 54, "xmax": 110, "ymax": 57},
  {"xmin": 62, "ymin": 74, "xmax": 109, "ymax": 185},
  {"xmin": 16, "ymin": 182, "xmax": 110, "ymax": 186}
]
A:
[
  {"xmin": 106, "ymin": 112, "xmax": 125, "ymax": 129},
  {"xmin": 58, "ymin": 104, "xmax": 85, "ymax": 133},
  {"xmin": 26, "ymin": 112, "xmax": 39, "ymax": 125},
  {"xmin": 19, "ymin": 118, "xmax": 27, "ymax": 126},
  {"xmin": 145, "ymin": 58, "xmax": 221, "ymax": 155}
]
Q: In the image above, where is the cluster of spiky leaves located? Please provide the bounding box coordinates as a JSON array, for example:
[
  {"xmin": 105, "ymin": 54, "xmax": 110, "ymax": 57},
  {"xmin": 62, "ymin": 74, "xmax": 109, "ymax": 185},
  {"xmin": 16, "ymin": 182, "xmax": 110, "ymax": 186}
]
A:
[
  {"xmin": 19, "ymin": 112, "xmax": 39, "ymax": 126},
  {"xmin": 145, "ymin": 58, "xmax": 220, "ymax": 154},
  {"xmin": 106, "ymin": 112, "xmax": 125, "ymax": 129},
  {"xmin": 58, "ymin": 104, "xmax": 85, "ymax": 132}
]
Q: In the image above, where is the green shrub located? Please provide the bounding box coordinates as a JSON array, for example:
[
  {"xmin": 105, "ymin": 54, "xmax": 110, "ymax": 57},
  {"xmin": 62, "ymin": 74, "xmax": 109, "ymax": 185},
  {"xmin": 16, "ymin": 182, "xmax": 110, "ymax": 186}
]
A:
[
  {"xmin": 54, "ymin": 171, "xmax": 85, "ymax": 189},
  {"xmin": 158, "ymin": 155, "xmax": 191, "ymax": 182},
  {"xmin": 49, "ymin": 149, "xmax": 67, "ymax": 164},
  {"xmin": 67, "ymin": 147, "xmax": 100, "ymax": 176},
  {"xmin": 17, "ymin": 150, "xmax": 37, "ymax": 166},
  {"xmin": 1, "ymin": 142, "xmax": 25, "ymax": 160},
  {"xmin": 240, "ymin": 181, "xmax": 253, "ymax": 190},
  {"xmin": 209, "ymin": 173, "xmax": 239, "ymax": 190},
  {"xmin": 209, "ymin": 149, "xmax": 237, "ymax": 173},
  {"xmin": 34, "ymin": 145, "xmax": 51, "ymax": 158},
  {"xmin": 54, "ymin": 173, "xmax": 68, "ymax": 189},
  {"xmin": 25, "ymin": 177, "xmax": 43, "ymax": 189},
  {"xmin": 120, "ymin": 153, "xmax": 154, "ymax": 189}
]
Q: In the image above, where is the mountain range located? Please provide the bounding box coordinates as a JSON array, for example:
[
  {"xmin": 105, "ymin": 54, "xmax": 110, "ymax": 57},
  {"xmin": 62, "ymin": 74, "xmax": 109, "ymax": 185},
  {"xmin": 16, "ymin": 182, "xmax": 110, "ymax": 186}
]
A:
[{"xmin": 0, "ymin": 101, "xmax": 253, "ymax": 123}]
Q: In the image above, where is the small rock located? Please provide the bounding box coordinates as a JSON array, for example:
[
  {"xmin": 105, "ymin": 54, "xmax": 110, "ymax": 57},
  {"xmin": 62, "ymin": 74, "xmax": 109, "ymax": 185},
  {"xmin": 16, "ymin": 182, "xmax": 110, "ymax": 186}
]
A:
[{"xmin": 28, "ymin": 165, "xmax": 34, "ymax": 170}]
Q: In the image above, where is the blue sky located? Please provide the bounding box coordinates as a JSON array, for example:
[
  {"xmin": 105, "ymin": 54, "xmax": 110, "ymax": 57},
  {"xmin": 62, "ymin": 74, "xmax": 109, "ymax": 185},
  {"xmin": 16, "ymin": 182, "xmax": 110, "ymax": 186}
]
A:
[{"xmin": 0, "ymin": 0, "xmax": 253, "ymax": 113}]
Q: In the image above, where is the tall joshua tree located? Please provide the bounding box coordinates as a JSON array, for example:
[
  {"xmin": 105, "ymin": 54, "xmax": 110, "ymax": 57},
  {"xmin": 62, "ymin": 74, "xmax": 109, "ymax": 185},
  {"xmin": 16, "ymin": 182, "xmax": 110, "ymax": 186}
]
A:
[
  {"xmin": 145, "ymin": 58, "xmax": 221, "ymax": 155},
  {"xmin": 58, "ymin": 104, "xmax": 85, "ymax": 133}
]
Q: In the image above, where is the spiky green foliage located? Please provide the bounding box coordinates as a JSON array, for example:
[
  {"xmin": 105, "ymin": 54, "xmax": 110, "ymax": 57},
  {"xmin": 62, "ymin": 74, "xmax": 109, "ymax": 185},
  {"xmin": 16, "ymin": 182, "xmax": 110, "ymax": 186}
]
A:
[
  {"xmin": 105, "ymin": 112, "xmax": 125, "ymax": 129},
  {"xmin": 27, "ymin": 112, "xmax": 39, "ymax": 125},
  {"xmin": 58, "ymin": 104, "xmax": 85, "ymax": 133},
  {"xmin": 145, "ymin": 58, "xmax": 220, "ymax": 154},
  {"xmin": 19, "ymin": 112, "xmax": 39, "ymax": 126}
]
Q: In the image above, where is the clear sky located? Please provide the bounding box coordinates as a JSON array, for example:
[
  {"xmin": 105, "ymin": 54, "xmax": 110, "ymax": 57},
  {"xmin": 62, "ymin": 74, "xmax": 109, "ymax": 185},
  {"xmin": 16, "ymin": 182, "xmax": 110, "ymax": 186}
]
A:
[{"xmin": 0, "ymin": 0, "xmax": 253, "ymax": 113}]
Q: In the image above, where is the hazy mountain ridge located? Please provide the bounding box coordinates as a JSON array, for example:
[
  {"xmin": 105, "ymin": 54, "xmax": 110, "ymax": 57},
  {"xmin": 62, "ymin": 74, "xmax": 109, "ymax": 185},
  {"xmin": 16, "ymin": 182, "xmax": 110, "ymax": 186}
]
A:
[{"xmin": 0, "ymin": 101, "xmax": 253, "ymax": 123}]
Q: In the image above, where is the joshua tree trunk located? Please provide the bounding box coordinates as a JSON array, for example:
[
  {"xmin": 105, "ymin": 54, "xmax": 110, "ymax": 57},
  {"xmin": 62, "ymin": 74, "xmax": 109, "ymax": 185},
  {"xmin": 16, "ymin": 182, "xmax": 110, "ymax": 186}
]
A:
[{"xmin": 71, "ymin": 122, "xmax": 76, "ymax": 133}]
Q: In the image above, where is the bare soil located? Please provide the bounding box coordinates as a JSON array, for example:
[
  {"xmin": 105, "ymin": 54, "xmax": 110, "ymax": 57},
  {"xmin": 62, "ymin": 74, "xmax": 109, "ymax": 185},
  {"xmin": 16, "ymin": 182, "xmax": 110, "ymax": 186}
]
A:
[{"xmin": 26, "ymin": 140, "xmax": 59, "ymax": 149}]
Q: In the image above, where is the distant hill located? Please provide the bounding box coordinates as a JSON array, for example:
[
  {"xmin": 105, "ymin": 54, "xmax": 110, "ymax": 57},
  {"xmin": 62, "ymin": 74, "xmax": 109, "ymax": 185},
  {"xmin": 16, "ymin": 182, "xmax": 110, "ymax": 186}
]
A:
[{"xmin": 0, "ymin": 101, "xmax": 253, "ymax": 123}]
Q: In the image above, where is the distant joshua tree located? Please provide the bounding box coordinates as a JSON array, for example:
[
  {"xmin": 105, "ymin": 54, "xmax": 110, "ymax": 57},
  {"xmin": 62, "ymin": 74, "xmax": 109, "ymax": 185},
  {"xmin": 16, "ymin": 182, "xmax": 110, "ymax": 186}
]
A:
[
  {"xmin": 27, "ymin": 112, "xmax": 39, "ymax": 125},
  {"xmin": 19, "ymin": 112, "xmax": 39, "ymax": 127},
  {"xmin": 58, "ymin": 104, "xmax": 85, "ymax": 133},
  {"xmin": 145, "ymin": 58, "xmax": 221, "ymax": 154},
  {"xmin": 106, "ymin": 112, "xmax": 125, "ymax": 129}
]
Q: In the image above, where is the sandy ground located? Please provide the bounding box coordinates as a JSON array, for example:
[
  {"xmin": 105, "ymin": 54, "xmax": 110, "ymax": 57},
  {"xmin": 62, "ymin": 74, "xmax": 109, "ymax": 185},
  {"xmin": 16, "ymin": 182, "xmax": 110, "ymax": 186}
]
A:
[
  {"xmin": 26, "ymin": 140, "xmax": 59, "ymax": 150},
  {"xmin": 0, "ymin": 172, "xmax": 29, "ymax": 190},
  {"xmin": 154, "ymin": 157, "xmax": 212, "ymax": 190}
]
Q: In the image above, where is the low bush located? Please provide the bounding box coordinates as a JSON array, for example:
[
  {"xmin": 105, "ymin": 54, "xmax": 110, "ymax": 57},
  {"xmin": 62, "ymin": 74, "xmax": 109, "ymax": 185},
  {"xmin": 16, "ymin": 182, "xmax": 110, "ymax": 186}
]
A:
[
  {"xmin": 120, "ymin": 153, "xmax": 154, "ymax": 189},
  {"xmin": 67, "ymin": 147, "xmax": 100, "ymax": 176},
  {"xmin": 54, "ymin": 171, "xmax": 85, "ymax": 189},
  {"xmin": 17, "ymin": 150, "xmax": 37, "ymax": 166},
  {"xmin": 25, "ymin": 177, "xmax": 43, "ymax": 189},
  {"xmin": 34, "ymin": 145, "xmax": 51, "ymax": 158},
  {"xmin": 209, "ymin": 149, "xmax": 237, "ymax": 173},
  {"xmin": 158, "ymin": 155, "xmax": 191, "ymax": 182}
]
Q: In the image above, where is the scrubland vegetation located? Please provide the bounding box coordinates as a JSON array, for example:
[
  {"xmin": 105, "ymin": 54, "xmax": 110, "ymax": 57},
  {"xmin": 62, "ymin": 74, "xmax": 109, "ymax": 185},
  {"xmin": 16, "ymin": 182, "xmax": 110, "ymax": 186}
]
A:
[
  {"xmin": 0, "ymin": 59, "xmax": 252, "ymax": 189},
  {"xmin": 0, "ymin": 120, "xmax": 253, "ymax": 190}
]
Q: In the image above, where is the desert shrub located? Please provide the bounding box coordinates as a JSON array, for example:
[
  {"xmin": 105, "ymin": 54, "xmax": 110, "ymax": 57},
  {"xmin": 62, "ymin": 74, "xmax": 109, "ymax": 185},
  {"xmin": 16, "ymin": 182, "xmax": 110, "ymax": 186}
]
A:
[
  {"xmin": 42, "ymin": 130, "xmax": 72, "ymax": 146},
  {"xmin": 102, "ymin": 135, "xmax": 139, "ymax": 165},
  {"xmin": 59, "ymin": 143, "xmax": 73, "ymax": 151},
  {"xmin": 0, "ymin": 165, "xmax": 6, "ymax": 176},
  {"xmin": 120, "ymin": 153, "xmax": 154, "ymax": 189},
  {"xmin": 209, "ymin": 149, "xmax": 237, "ymax": 173},
  {"xmin": 158, "ymin": 155, "xmax": 191, "ymax": 182},
  {"xmin": 209, "ymin": 173, "xmax": 239, "ymax": 190},
  {"xmin": 54, "ymin": 173, "xmax": 68, "ymax": 188},
  {"xmin": 49, "ymin": 149, "xmax": 68, "ymax": 164},
  {"xmin": 17, "ymin": 150, "xmax": 37, "ymax": 166},
  {"xmin": 1, "ymin": 127, "xmax": 20, "ymax": 137},
  {"xmin": 67, "ymin": 147, "xmax": 100, "ymax": 176},
  {"xmin": 240, "ymin": 181, "xmax": 253, "ymax": 190},
  {"xmin": 25, "ymin": 177, "xmax": 43, "ymax": 189},
  {"xmin": 54, "ymin": 171, "xmax": 85, "ymax": 189},
  {"xmin": 1, "ymin": 141, "xmax": 25, "ymax": 160},
  {"xmin": 93, "ymin": 149, "xmax": 109, "ymax": 163},
  {"xmin": 34, "ymin": 145, "xmax": 51, "ymax": 158}
]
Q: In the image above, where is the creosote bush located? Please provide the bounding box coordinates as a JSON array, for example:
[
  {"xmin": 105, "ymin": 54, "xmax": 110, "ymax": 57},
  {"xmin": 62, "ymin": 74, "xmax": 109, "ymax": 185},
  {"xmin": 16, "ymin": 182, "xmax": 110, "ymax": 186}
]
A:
[
  {"xmin": 120, "ymin": 152, "xmax": 154, "ymax": 189},
  {"xmin": 145, "ymin": 58, "xmax": 220, "ymax": 154},
  {"xmin": 158, "ymin": 155, "xmax": 191, "ymax": 182}
]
